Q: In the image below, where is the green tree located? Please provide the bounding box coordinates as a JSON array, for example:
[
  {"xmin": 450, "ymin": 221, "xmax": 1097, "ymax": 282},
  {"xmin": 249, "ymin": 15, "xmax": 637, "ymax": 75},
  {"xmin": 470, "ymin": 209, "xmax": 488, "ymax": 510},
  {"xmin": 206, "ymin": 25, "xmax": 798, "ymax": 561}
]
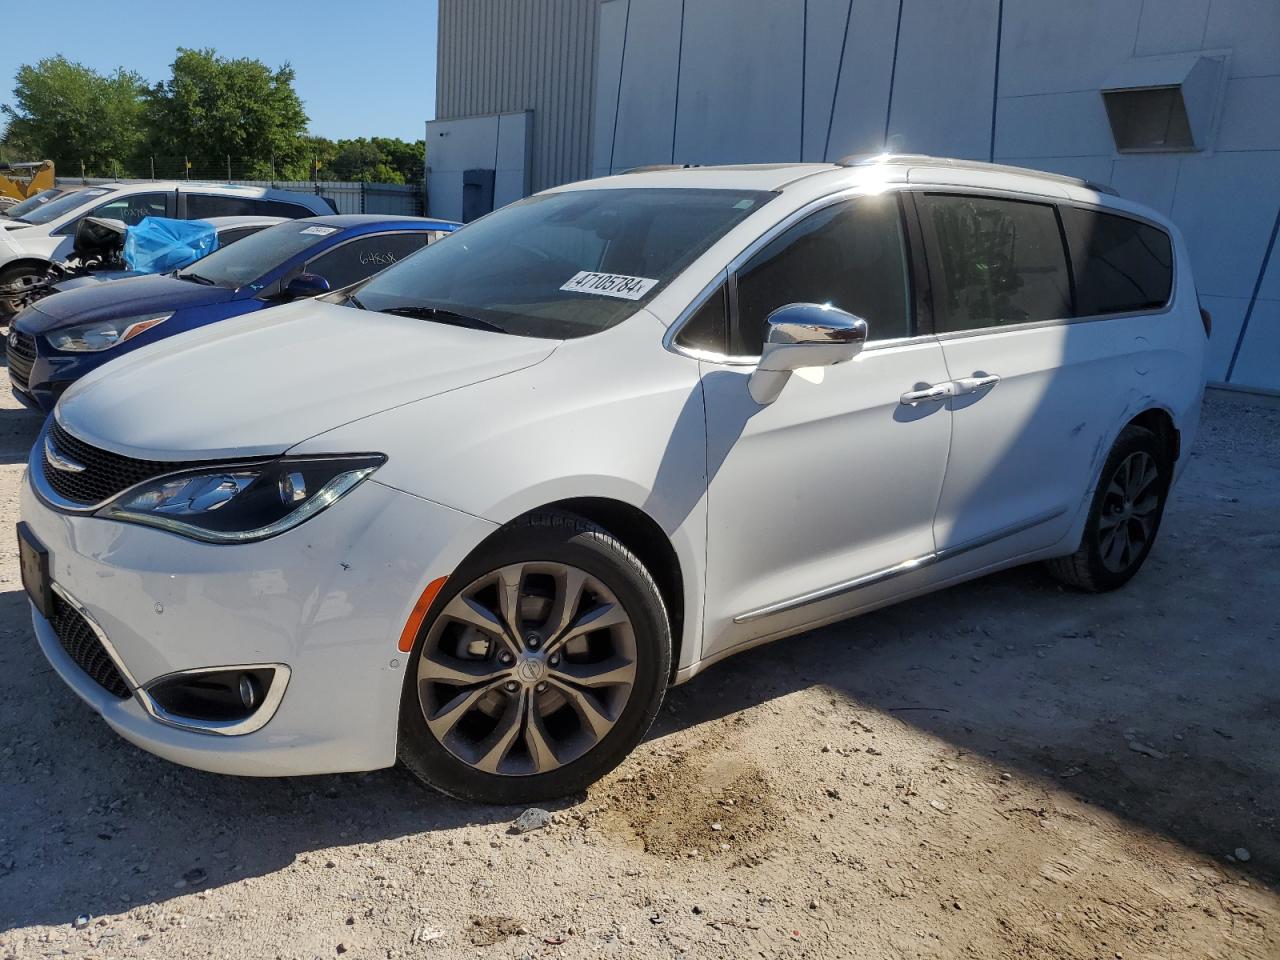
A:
[
  {"xmin": 1, "ymin": 56, "xmax": 145, "ymax": 176},
  {"xmin": 320, "ymin": 136, "xmax": 424, "ymax": 184},
  {"xmin": 145, "ymin": 48, "xmax": 309, "ymax": 179}
]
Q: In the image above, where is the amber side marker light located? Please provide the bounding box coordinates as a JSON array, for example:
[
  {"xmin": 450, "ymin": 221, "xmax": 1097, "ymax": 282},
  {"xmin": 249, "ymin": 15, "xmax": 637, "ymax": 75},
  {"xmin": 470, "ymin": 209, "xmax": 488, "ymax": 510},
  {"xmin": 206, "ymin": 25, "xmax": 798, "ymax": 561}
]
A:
[{"xmin": 398, "ymin": 576, "xmax": 448, "ymax": 653}]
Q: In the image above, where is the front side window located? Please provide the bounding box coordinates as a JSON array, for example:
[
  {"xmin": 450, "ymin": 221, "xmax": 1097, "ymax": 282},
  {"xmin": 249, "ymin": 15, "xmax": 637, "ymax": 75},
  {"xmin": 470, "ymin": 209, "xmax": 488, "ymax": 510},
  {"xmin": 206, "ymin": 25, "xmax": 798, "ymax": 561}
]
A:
[
  {"xmin": 305, "ymin": 232, "xmax": 429, "ymax": 289},
  {"xmin": 921, "ymin": 194, "xmax": 1071, "ymax": 333},
  {"xmin": 1059, "ymin": 206, "xmax": 1172, "ymax": 316},
  {"xmin": 349, "ymin": 188, "xmax": 772, "ymax": 339},
  {"xmin": 91, "ymin": 192, "xmax": 169, "ymax": 226},
  {"xmin": 732, "ymin": 194, "xmax": 911, "ymax": 355}
]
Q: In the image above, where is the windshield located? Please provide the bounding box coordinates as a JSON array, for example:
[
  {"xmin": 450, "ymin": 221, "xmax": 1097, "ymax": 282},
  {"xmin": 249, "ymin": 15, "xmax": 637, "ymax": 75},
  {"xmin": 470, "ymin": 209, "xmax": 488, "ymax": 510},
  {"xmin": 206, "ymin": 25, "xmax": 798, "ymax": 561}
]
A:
[
  {"xmin": 177, "ymin": 220, "xmax": 340, "ymax": 289},
  {"xmin": 4, "ymin": 188, "xmax": 62, "ymax": 219},
  {"xmin": 350, "ymin": 188, "xmax": 772, "ymax": 339},
  {"xmin": 16, "ymin": 187, "xmax": 106, "ymax": 225}
]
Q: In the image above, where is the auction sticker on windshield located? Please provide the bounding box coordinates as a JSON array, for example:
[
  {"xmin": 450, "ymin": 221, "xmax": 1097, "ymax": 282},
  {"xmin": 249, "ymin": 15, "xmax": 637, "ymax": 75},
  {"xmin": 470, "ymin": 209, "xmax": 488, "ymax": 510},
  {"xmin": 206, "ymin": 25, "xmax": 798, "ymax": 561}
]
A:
[
  {"xmin": 560, "ymin": 271, "xmax": 658, "ymax": 301},
  {"xmin": 300, "ymin": 226, "xmax": 339, "ymax": 236}
]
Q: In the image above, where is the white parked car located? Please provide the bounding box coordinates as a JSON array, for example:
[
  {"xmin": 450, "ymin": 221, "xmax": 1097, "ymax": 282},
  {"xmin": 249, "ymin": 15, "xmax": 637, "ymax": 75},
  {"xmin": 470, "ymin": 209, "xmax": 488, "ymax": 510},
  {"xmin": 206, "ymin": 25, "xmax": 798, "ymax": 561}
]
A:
[
  {"xmin": 19, "ymin": 156, "xmax": 1207, "ymax": 803},
  {"xmin": 0, "ymin": 181, "xmax": 334, "ymax": 314}
]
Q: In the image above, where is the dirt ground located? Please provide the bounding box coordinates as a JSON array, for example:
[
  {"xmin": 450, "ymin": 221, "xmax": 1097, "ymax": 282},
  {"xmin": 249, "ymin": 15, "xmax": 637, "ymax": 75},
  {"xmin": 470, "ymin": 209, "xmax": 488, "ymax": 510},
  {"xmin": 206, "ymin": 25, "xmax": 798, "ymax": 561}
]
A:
[{"xmin": 0, "ymin": 387, "xmax": 1276, "ymax": 960}]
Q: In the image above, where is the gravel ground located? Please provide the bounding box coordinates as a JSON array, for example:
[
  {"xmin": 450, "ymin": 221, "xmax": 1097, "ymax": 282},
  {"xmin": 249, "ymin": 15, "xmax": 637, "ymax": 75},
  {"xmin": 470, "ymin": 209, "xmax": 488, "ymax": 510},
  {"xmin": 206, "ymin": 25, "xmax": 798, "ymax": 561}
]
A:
[{"xmin": 0, "ymin": 386, "xmax": 1276, "ymax": 960}]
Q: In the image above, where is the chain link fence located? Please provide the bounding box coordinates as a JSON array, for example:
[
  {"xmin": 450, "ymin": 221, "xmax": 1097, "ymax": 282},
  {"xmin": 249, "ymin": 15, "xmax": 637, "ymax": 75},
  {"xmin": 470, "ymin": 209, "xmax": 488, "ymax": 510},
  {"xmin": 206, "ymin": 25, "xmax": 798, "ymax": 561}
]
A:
[{"xmin": 57, "ymin": 176, "xmax": 424, "ymax": 217}]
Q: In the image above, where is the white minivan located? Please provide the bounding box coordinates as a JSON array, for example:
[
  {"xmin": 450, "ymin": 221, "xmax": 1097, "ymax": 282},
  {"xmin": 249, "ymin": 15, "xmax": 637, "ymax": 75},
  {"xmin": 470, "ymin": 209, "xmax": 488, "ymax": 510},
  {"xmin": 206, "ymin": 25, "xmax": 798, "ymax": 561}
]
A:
[
  {"xmin": 19, "ymin": 156, "xmax": 1206, "ymax": 803},
  {"xmin": 0, "ymin": 181, "xmax": 334, "ymax": 314}
]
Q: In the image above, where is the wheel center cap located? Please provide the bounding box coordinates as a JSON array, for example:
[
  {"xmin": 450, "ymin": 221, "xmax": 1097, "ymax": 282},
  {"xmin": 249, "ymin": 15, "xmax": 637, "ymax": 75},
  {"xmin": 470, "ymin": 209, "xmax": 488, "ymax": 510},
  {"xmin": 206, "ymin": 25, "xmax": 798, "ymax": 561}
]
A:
[{"xmin": 515, "ymin": 654, "xmax": 548, "ymax": 686}]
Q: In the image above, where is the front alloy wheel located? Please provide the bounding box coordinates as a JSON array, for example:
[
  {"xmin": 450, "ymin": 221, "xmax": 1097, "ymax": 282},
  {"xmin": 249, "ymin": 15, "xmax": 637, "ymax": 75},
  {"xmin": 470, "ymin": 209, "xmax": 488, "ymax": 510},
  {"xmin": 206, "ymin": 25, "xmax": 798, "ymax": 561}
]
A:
[
  {"xmin": 418, "ymin": 562, "xmax": 638, "ymax": 776},
  {"xmin": 398, "ymin": 512, "xmax": 670, "ymax": 803}
]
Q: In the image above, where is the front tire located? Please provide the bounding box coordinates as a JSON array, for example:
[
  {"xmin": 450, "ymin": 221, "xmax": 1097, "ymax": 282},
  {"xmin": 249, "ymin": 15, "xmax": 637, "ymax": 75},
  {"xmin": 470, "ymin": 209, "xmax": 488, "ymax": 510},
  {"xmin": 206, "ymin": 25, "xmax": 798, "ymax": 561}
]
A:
[
  {"xmin": 398, "ymin": 511, "xmax": 671, "ymax": 804},
  {"xmin": 0, "ymin": 264, "xmax": 41, "ymax": 318},
  {"xmin": 1046, "ymin": 424, "xmax": 1171, "ymax": 592}
]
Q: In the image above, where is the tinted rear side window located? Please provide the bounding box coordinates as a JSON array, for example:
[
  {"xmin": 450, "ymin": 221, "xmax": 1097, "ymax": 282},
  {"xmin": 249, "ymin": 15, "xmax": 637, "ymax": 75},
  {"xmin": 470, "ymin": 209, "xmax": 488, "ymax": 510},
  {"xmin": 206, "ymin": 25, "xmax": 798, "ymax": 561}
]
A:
[
  {"xmin": 187, "ymin": 194, "xmax": 256, "ymax": 218},
  {"xmin": 1060, "ymin": 206, "xmax": 1173, "ymax": 316},
  {"xmin": 257, "ymin": 199, "xmax": 318, "ymax": 219},
  {"xmin": 921, "ymin": 194, "xmax": 1071, "ymax": 333}
]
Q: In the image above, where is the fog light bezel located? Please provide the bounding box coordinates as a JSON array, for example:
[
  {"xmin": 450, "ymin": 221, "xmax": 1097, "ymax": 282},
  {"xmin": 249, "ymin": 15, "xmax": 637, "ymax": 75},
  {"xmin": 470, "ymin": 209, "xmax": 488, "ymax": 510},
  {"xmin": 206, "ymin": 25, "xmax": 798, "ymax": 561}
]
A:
[{"xmin": 139, "ymin": 663, "xmax": 291, "ymax": 737}]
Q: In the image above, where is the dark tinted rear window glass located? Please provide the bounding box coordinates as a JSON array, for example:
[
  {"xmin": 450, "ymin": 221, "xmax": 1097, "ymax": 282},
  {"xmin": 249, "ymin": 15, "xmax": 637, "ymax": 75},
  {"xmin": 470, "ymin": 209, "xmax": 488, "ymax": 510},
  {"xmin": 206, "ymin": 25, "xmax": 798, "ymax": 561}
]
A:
[
  {"xmin": 187, "ymin": 194, "xmax": 256, "ymax": 218},
  {"xmin": 1060, "ymin": 206, "xmax": 1173, "ymax": 315},
  {"xmin": 922, "ymin": 194, "xmax": 1071, "ymax": 333},
  {"xmin": 257, "ymin": 199, "xmax": 317, "ymax": 219}
]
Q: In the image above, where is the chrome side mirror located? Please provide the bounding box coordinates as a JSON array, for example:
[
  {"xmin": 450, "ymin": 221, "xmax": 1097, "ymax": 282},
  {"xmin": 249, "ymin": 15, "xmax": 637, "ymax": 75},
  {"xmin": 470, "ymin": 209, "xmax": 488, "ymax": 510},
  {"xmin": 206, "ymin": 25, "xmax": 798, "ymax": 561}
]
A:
[{"xmin": 748, "ymin": 303, "xmax": 868, "ymax": 404}]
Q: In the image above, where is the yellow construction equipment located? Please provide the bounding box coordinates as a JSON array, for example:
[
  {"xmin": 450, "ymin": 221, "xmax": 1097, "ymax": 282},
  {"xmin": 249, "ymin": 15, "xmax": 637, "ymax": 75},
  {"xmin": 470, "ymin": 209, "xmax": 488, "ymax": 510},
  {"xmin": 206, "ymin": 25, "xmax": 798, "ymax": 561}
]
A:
[{"xmin": 0, "ymin": 160, "xmax": 56, "ymax": 209}]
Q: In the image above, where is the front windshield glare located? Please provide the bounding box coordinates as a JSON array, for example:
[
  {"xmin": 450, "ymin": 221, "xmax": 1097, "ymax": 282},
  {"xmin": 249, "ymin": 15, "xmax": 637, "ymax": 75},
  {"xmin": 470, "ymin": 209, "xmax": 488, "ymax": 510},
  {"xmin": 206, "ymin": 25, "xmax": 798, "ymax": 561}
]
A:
[
  {"xmin": 351, "ymin": 188, "xmax": 772, "ymax": 339},
  {"xmin": 15, "ymin": 187, "xmax": 98, "ymax": 225},
  {"xmin": 178, "ymin": 220, "xmax": 337, "ymax": 289}
]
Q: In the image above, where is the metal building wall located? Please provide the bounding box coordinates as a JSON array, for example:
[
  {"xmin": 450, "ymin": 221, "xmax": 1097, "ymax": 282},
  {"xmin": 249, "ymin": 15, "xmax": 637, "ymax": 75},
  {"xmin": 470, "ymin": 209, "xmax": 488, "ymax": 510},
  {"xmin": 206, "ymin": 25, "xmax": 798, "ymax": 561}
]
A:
[
  {"xmin": 586, "ymin": 0, "xmax": 1280, "ymax": 394},
  {"xmin": 435, "ymin": 0, "xmax": 598, "ymax": 192}
]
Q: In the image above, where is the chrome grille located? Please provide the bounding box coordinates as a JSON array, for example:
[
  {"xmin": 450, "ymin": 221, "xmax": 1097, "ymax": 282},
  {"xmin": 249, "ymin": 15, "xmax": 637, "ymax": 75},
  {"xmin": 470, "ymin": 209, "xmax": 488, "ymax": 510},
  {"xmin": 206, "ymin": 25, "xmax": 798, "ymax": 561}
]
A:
[
  {"xmin": 49, "ymin": 593, "xmax": 131, "ymax": 700},
  {"xmin": 6, "ymin": 329, "xmax": 36, "ymax": 391},
  {"xmin": 42, "ymin": 422, "xmax": 208, "ymax": 506}
]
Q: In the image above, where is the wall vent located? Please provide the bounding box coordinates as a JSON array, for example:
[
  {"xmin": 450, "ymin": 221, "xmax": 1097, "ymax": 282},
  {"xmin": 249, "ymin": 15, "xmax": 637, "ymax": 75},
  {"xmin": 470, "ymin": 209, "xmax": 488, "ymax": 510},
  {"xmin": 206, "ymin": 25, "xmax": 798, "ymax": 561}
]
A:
[{"xmin": 1101, "ymin": 54, "xmax": 1225, "ymax": 153}]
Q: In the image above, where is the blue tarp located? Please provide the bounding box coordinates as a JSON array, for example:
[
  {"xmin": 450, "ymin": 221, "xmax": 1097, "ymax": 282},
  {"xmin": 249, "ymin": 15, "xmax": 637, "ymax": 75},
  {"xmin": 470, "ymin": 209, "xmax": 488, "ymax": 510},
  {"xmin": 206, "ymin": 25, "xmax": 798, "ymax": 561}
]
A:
[{"xmin": 123, "ymin": 217, "xmax": 219, "ymax": 274}]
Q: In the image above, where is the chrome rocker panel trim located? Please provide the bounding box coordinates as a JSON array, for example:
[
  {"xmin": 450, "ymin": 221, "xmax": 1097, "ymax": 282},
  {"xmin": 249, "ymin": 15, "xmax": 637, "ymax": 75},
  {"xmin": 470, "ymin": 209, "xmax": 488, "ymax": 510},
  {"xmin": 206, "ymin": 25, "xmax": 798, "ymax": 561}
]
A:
[{"xmin": 733, "ymin": 507, "xmax": 1067, "ymax": 624}]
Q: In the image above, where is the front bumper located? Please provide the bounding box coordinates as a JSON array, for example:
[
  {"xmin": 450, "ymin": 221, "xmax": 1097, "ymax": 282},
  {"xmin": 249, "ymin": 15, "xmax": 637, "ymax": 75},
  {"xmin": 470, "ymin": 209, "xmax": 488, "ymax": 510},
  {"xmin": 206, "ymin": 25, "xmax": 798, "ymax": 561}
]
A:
[{"xmin": 20, "ymin": 466, "xmax": 495, "ymax": 776}]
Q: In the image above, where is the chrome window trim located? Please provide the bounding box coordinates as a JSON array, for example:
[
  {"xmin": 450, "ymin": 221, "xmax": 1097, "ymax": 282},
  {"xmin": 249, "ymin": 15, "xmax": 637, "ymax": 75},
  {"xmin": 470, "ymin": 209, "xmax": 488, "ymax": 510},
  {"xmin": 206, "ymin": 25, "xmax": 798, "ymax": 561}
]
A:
[
  {"xmin": 662, "ymin": 180, "xmax": 1177, "ymax": 365},
  {"xmin": 733, "ymin": 506, "xmax": 1067, "ymax": 624},
  {"xmin": 914, "ymin": 188, "xmax": 1178, "ymax": 339}
]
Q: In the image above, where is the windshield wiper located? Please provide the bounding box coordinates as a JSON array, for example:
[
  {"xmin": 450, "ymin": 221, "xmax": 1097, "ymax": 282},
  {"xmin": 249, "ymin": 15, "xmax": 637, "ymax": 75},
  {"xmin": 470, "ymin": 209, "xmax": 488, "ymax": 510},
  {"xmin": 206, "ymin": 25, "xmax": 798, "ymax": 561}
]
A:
[
  {"xmin": 345, "ymin": 294, "xmax": 366, "ymax": 310},
  {"xmin": 378, "ymin": 305, "xmax": 506, "ymax": 333},
  {"xmin": 180, "ymin": 272, "xmax": 217, "ymax": 286}
]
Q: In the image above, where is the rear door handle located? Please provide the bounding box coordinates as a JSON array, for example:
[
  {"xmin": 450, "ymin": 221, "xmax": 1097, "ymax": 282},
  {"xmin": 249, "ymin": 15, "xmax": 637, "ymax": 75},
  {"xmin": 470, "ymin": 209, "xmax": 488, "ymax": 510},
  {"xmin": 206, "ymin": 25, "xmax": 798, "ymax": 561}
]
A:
[
  {"xmin": 953, "ymin": 374, "xmax": 1001, "ymax": 395},
  {"xmin": 900, "ymin": 383, "xmax": 954, "ymax": 405}
]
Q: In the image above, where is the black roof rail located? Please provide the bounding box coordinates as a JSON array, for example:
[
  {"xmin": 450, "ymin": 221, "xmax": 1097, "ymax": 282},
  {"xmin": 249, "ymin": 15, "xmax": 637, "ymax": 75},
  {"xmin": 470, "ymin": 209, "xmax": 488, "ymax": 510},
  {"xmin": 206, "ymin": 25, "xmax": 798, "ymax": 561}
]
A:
[{"xmin": 836, "ymin": 153, "xmax": 1118, "ymax": 196}]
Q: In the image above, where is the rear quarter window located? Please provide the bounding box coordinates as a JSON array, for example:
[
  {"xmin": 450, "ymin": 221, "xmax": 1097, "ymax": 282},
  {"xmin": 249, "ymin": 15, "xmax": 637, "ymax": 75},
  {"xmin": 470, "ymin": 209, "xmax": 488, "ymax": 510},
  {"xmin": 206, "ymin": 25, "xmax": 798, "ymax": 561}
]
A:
[
  {"xmin": 256, "ymin": 199, "xmax": 320, "ymax": 219},
  {"xmin": 1059, "ymin": 206, "xmax": 1173, "ymax": 316}
]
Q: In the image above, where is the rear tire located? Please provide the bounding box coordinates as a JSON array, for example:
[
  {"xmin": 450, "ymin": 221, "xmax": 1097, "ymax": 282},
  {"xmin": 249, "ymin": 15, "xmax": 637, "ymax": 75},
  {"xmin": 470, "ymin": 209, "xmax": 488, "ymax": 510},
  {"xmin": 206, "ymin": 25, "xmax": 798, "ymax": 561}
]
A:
[
  {"xmin": 397, "ymin": 510, "xmax": 671, "ymax": 804},
  {"xmin": 1046, "ymin": 424, "xmax": 1171, "ymax": 592}
]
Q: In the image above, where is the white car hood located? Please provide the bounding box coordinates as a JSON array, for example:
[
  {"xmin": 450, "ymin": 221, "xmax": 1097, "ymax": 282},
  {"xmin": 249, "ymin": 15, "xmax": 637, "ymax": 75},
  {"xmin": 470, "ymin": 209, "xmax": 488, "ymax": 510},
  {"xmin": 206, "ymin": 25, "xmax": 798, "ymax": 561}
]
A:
[{"xmin": 57, "ymin": 300, "xmax": 559, "ymax": 460}]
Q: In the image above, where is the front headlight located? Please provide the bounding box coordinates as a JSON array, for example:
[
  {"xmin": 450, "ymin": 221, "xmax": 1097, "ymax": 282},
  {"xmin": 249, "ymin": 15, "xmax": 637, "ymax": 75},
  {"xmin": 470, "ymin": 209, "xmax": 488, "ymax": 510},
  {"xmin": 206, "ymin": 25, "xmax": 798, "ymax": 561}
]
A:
[
  {"xmin": 97, "ymin": 455, "xmax": 385, "ymax": 543},
  {"xmin": 47, "ymin": 312, "xmax": 173, "ymax": 352}
]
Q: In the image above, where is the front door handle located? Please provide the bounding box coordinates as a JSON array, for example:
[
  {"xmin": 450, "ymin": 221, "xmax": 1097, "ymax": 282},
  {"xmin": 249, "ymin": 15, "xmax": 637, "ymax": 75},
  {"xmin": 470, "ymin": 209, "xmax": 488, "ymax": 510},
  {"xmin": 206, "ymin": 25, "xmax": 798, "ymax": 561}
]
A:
[
  {"xmin": 900, "ymin": 383, "xmax": 954, "ymax": 405},
  {"xmin": 953, "ymin": 374, "xmax": 1001, "ymax": 395}
]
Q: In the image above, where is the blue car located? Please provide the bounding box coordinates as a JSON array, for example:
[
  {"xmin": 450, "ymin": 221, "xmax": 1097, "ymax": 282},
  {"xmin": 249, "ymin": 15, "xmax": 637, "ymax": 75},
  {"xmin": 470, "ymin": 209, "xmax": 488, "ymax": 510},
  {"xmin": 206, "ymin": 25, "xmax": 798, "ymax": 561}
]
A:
[{"xmin": 8, "ymin": 214, "xmax": 458, "ymax": 412}]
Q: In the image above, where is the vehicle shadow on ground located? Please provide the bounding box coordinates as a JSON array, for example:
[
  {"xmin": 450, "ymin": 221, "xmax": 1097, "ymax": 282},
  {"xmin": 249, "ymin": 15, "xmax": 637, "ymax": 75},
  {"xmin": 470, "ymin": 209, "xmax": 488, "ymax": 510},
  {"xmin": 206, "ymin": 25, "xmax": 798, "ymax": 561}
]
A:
[
  {"xmin": 657, "ymin": 464, "xmax": 1280, "ymax": 891},
  {"xmin": 3, "ymin": 410, "xmax": 1276, "ymax": 931},
  {"xmin": 0, "ymin": 405, "xmax": 42, "ymax": 465}
]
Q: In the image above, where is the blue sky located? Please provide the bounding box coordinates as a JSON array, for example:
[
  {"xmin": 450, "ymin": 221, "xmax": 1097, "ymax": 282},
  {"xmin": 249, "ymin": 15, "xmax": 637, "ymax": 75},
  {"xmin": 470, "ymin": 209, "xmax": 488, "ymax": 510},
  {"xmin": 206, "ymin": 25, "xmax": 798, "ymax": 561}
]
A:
[{"xmin": 0, "ymin": 0, "xmax": 438, "ymax": 141}]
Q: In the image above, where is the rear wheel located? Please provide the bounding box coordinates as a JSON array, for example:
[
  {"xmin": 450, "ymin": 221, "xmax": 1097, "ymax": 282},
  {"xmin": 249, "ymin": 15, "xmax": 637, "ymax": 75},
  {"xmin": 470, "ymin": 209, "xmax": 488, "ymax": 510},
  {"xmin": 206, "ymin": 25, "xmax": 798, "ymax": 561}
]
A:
[
  {"xmin": 398, "ymin": 511, "xmax": 671, "ymax": 803},
  {"xmin": 1046, "ymin": 425, "xmax": 1170, "ymax": 592}
]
